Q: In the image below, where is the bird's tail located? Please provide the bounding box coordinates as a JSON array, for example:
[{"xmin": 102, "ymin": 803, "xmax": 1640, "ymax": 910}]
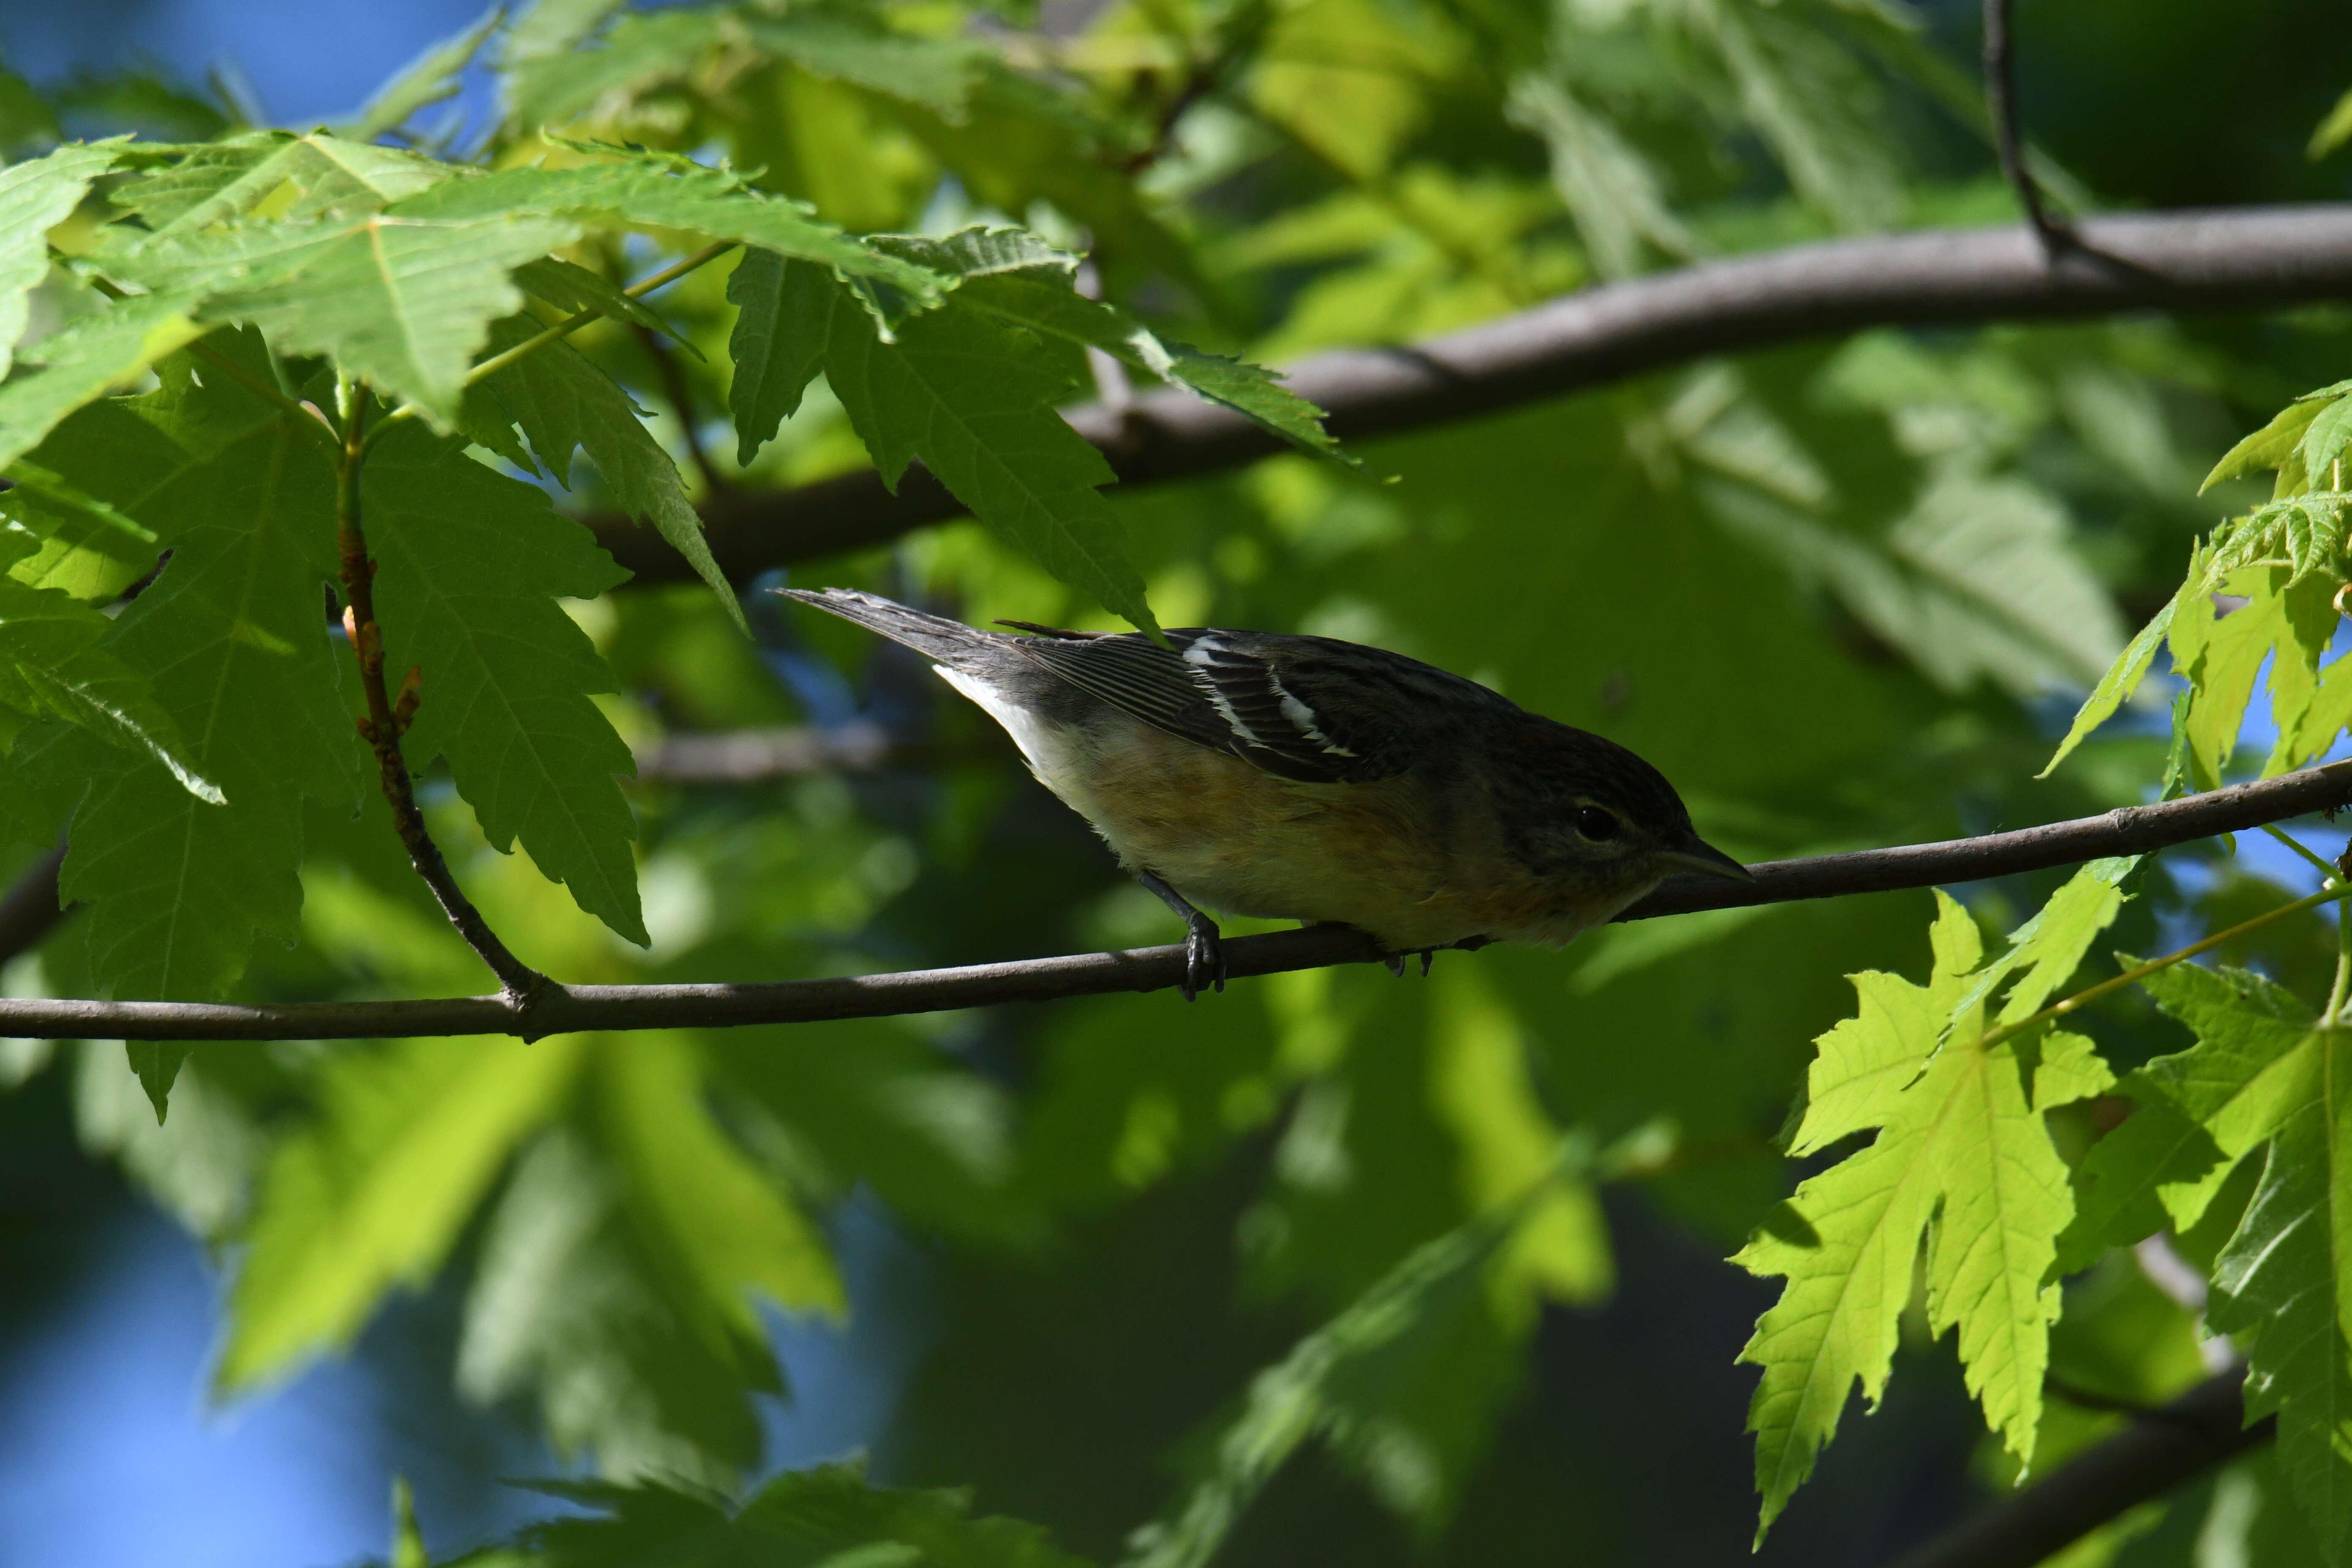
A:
[{"xmin": 778, "ymin": 588, "xmax": 1010, "ymax": 674}]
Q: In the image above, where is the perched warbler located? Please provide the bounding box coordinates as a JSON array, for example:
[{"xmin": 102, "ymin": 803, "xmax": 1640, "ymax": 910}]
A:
[{"xmin": 786, "ymin": 589, "xmax": 1751, "ymax": 998}]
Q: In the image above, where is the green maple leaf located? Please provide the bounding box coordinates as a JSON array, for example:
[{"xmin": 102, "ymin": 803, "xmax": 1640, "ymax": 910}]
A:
[
  {"xmin": 2088, "ymin": 960, "xmax": 2352, "ymax": 1557},
  {"xmin": 389, "ymin": 156, "xmax": 947, "ymax": 310},
  {"xmin": 0, "ymin": 572, "xmax": 219, "ymax": 801},
  {"xmin": 461, "ymin": 1038, "xmax": 844, "ymax": 1477},
  {"xmin": 881, "ymin": 229, "xmax": 1340, "ymax": 460},
  {"xmin": 2211, "ymin": 1107, "xmax": 2352, "ymax": 1564},
  {"xmin": 460, "ymin": 315, "xmax": 741, "ymax": 629},
  {"xmin": 527, "ymin": 1459, "xmax": 1090, "ymax": 1568},
  {"xmin": 0, "ymin": 290, "xmax": 203, "ymax": 473},
  {"xmin": 514, "ymin": 254, "xmax": 689, "ymax": 345},
  {"xmin": 2050, "ymin": 1091, "xmax": 2224, "ymax": 1278},
  {"xmin": 0, "ymin": 355, "xmax": 362, "ymax": 1115},
  {"xmin": 2040, "ymin": 553, "xmax": 2201, "ymax": 777},
  {"xmin": 724, "ymin": 247, "xmax": 830, "ymax": 466},
  {"xmin": 96, "ymin": 207, "xmax": 579, "ymax": 426},
  {"xmin": 593, "ymin": 1032, "xmax": 845, "ymax": 1345},
  {"xmin": 820, "ymin": 277, "xmax": 1160, "ymax": 637},
  {"xmin": 362, "ymin": 424, "xmax": 648, "ymax": 943},
  {"xmin": 2164, "ymin": 565, "xmax": 2341, "ymax": 784},
  {"xmin": 111, "ymin": 129, "xmax": 453, "ymax": 235},
  {"xmin": 1735, "ymin": 892, "xmax": 2115, "ymax": 1541},
  {"xmin": 0, "ymin": 139, "xmax": 125, "ymax": 380},
  {"xmin": 46, "ymin": 395, "xmax": 357, "ymax": 1004},
  {"xmin": 221, "ymin": 1034, "xmax": 589, "ymax": 1390},
  {"xmin": 1948, "ymin": 855, "xmax": 2140, "ymax": 1028}
]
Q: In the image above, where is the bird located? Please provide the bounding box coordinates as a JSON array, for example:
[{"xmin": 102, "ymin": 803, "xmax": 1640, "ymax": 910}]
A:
[{"xmin": 784, "ymin": 588, "xmax": 1752, "ymax": 998}]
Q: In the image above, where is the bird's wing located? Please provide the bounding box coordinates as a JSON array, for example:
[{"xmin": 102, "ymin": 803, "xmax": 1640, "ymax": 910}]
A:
[{"xmin": 1011, "ymin": 629, "xmax": 1426, "ymax": 784}]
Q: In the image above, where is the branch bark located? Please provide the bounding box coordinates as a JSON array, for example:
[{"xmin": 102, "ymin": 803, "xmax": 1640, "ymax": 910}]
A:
[
  {"xmin": 5, "ymin": 757, "xmax": 2348, "ymax": 1042},
  {"xmin": 591, "ymin": 204, "xmax": 2352, "ymax": 584},
  {"xmin": 335, "ymin": 389, "xmax": 549, "ymax": 1009},
  {"xmin": 1885, "ymin": 1367, "xmax": 2271, "ymax": 1568}
]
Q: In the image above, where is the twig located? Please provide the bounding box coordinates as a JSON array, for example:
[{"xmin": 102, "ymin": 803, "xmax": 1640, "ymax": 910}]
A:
[
  {"xmin": 1883, "ymin": 1367, "xmax": 2270, "ymax": 1568},
  {"xmin": 632, "ymin": 722, "xmax": 906, "ymax": 784},
  {"xmin": 6, "ymin": 757, "xmax": 2352, "ymax": 1042},
  {"xmin": 1974, "ymin": 882, "xmax": 2350, "ymax": 1055},
  {"xmin": 590, "ymin": 204, "xmax": 2352, "ymax": 584},
  {"xmin": 631, "ymin": 322, "xmax": 730, "ymax": 497},
  {"xmin": 332, "ymin": 384, "xmax": 550, "ymax": 1012},
  {"xmin": 1982, "ymin": 0, "xmax": 2070, "ymax": 258}
]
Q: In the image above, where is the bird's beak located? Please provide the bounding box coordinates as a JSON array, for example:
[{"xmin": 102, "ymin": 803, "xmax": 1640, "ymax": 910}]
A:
[{"xmin": 1662, "ymin": 834, "xmax": 1753, "ymax": 882}]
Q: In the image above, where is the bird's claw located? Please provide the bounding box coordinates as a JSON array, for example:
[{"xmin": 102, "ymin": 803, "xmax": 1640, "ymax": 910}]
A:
[
  {"xmin": 1179, "ymin": 914, "xmax": 1227, "ymax": 1002},
  {"xmin": 1383, "ymin": 948, "xmax": 1437, "ymax": 979}
]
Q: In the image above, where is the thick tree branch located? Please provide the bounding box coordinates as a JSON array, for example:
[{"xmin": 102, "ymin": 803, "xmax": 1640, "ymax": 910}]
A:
[
  {"xmin": 5, "ymin": 757, "xmax": 2349, "ymax": 1042},
  {"xmin": 591, "ymin": 204, "xmax": 2352, "ymax": 584},
  {"xmin": 1885, "ymin": 1367, "xmax": 2271, "ymax": 1568}
]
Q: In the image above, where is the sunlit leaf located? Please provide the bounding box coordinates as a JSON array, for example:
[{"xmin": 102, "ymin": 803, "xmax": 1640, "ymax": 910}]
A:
[
  {"xmin": 1737, "ymin": 893, "xmax": 2114, "ymax": 1539},
  {"xmin": 0, "ymin": 139, "xmax": 125, "ymax": 380}
]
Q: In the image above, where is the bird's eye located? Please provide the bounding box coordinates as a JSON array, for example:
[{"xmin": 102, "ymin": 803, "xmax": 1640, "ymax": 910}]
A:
[{"xmin": 1574, "ymin": 806, "xmax": 1621, "ymax": 842}]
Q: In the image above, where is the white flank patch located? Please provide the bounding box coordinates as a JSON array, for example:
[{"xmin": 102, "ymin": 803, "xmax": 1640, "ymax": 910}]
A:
[{"xmin": 934, "ymin": 666, "xmax": 1059, "ymax": 774}]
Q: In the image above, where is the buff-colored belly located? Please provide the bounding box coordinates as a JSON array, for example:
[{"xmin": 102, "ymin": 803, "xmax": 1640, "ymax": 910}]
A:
[{"xmin": 945, "ymin": 673, "xmax": 1643, "ymax": 950}]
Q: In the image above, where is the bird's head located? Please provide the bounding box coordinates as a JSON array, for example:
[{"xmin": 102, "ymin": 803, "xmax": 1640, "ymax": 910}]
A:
[{"xmin": 1489, "ymin": 717, "xmax": 1752, "ymax": 905}]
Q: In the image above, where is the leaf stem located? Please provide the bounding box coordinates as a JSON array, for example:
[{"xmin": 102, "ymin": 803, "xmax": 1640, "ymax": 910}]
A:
[
  {"xmin": 2258, "ymin": 820, "xmax": 2341, "ymax": 882},
  {"xmin": 332, "ymin": 378, "xmax": 553, "ymax": 1014},
  {"xmin": 368, "ymin": 240, "xmax": 740, "ymax": 445},
  {"xmin": 1980, "ymin": 882, "xmax": 2352, "ymax": 1053}
]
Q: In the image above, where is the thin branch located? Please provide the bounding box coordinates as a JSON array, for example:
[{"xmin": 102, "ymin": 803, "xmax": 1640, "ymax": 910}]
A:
[
  {"xmin": 1976, "ymin": 882, "xmax": 2349, "ymax": 1054},
  {"xmin": 5, "ymin": 757, "xmax": 2350, "ymax": 1043},
  {"xmin": 1884, "ymin": 1367, "xmax": 2270, "ymax": 1568},
  {"xmin": 1982, "ymin": 0, "xmax": 2070, "ymax": 258},
  {"xmin": 632, "ymin": 722, "xmax": 908, "ymax": 784},
  {"xmin": 332, "ymin": 384, "xmax": 550, "ymax": 1010},
  {"xmin": 588, "ymin": 204, "xmax": 2352, "ymax": 585}
]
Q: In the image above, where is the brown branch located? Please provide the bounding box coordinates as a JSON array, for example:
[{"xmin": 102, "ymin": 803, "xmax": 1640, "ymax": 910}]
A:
[
  {"xmin": 1884, "ymin": 1367, "xmax": 2271, "ymax": 1568},
  {"xmin": 590, "ymin": 204, "xmax": 2352, "ymax": 585},
  {"xmin": 334, "ymin": 389, "xmax": 549, "ymax": 1011},
  {"xmin": 1982, "ymin": 0, "xmax": 2069, "ymax": 258},
  {"xmin": 623, "ymin": 722, "xmax": 980, "ymax": 784},
  {"xmin": 5, "ymin": 757, "xmax": 2350, "ymax": 1043}
]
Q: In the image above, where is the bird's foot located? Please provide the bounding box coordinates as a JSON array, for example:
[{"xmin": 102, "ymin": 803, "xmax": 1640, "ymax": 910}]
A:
[
  {"xmin": 1383, "ymin": 948, "xmax": 1438, "ymax": 978},
  {"xmin": 1180, "ymin": 911, "xmax": 1228, "ymax": 1002},
  {"xmin": 1138, "ymin": 868, "xmax": 1227, "ymax": 1001}
]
